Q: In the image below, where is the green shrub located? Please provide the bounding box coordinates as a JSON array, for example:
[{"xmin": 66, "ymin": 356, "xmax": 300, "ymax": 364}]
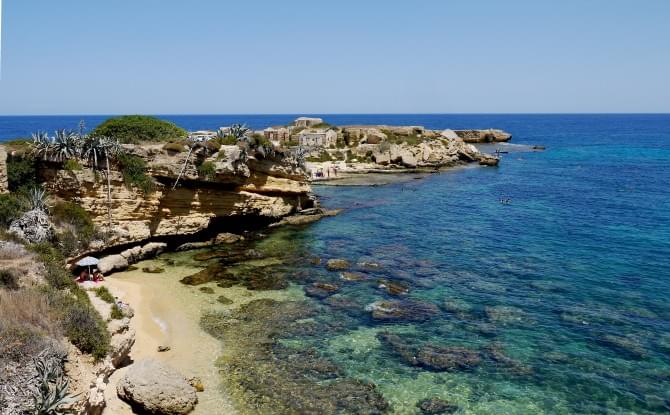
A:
[
  {"xmin": 94, "ymin": 286, "xmax": 115, "ymax": 304},
  {"xmin": 0, "ymin": 270, "xmax": 19, "ymax": 289},
  {"xmin": 213, "ymin": 135, "xmax": 238, "ymax": 146},
  {"xmin": 0, "ymin": 194, "xmax": 26, "ymax": 228},
  {"xmin": 163, "ymin": 142, "xmax": 187, "ymax": 152},
  {"xmin": 92, "ymin": 115, "xmax": 187, "ymax": 144},
  {"xmin": 197, "ymin": 161, "xmax": 216, "ymax": 179},
  {"xmin": 30, "ymin": 243, "xmax": 111, "ymax": 360},
  {"xmin": 52, "ymin": 201, "xmax": 95, "ymax": 241},
  {"xmin": 117, "ymin": 153, "xmax": 155, "ymax": 195},
  {"xmin": 110, "ymin": 304, "xmax": 124, "ymax": 320},
  {"xmin": 55, "ymin": 230, "xmax": 79, "ymax": 257},
  {"xmin": 64, "ymin": 159, "xmax": 83, "ymax": 171},
  {"xmin": 62, "ymin": 300, "xmax": 110, "ymax": 358},
  {"xmin": 30, "ymin": 243, "xmax": 76, "ymax": 290},
  {"xmin": 306, "ymin": 152, "xmax": 333, "ymax": 163},
  {"xmin": 7, "ymin": 156, "xmax": 38, "ymax": 192},
  {"xmin": 310, "ymin": 122, "xmax": 332, "ymax": 129}
]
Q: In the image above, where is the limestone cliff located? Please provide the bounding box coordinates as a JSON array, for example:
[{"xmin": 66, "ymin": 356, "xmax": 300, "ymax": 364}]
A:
[
  {"xmin": 0, "ymin": 146, "xmax": 8, "ymax": 194},
  {"xmin": 41, "ymin": 144, "xmax": 312, "ymax": 249}
]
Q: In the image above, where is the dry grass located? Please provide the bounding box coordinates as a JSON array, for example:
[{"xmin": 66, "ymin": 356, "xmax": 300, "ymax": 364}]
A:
[
  {"xmin": 0, "ymin": 241, "xmax": 26, "ymax": 260},
  {"xmin": 0, "ymin": 241, "xmax": 46, "ymax": 288},
  {"xmin": 0, "ymin": 289, "xmax": 63, "ymax": 361}
]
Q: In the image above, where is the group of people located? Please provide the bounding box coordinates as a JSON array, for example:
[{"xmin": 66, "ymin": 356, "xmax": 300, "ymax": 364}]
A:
[
  {"xmin": 76, "ymin": 269, "xmax": 105, "ymax": 283},
  {"xmin": 312, "ymin": 165, "xmax": 339, "ymax": 179}
]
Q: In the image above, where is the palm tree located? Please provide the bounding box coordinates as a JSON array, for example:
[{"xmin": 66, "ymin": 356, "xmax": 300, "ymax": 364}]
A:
[{"xmin": 81, "ymin": 135, "xmax": 120, "ymax": 232}]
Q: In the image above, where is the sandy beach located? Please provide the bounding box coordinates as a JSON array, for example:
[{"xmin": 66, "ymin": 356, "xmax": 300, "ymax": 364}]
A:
[{"xmin": 102, "ymin": 259, "xmax": 237, "ymax": 415}]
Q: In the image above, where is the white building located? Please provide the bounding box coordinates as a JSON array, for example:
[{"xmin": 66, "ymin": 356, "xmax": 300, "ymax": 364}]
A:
[
  {"xmin": 298, "ymin": 129, "xmax": 337, "ymax": 147},
  {"xmin": 189, "ymin": 130, "xmax": 217, "ymax": 141}
]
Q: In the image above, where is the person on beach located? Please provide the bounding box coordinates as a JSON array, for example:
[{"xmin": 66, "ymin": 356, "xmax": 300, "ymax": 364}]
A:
[
  {"xmin": 76, "ymin": 270, "xmax": 89, "ymax": 283},
  {"xmin": 92, "ymin": 269, "xmax": 105, "ymax": 282}
]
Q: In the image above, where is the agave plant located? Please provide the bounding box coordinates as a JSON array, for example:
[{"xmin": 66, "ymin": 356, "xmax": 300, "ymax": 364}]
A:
[
  {"xmin": 31, "ymin": 131, "xmax": 53, "ymax": 160},
  {"xmin": 229, "ymin": 123, "xmax": 250, "ymax": 140},
  {"xmin": 81, "ymin": 135, "xmax": 121, "ymax": 232},
  {"xmin": 32, "ymin": 352, "xmax": 77, "ymax": 415},
  {"xmin": 25, "ymin": 187, "xmax": 50, "ymax": 212},
  {"xmin": 51, "ymin": 129, "xmax": 81, "ymax": 162}
]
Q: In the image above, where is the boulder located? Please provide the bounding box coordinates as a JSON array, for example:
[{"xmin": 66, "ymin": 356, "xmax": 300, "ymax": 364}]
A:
[
  {"xmin": 440, "ymin": 129, "xmax": 460, "ymax": 140},
  {"xmin": 9, "ymin": 209, "xmax": 54, "ymax": 244},
  {"xmin": 304, "ymin": 282, "xmax": 340, "ymax": 299},
  {"xmin": 372, "ymin": 152, "xmax": 391, "ymax": 165},
  {"xmin": 478, "ymin": 155, "xmax": 499, "ymax": 166},
  {"xmin": 400, "ymin": 152, "xmax": 418, "ymax": 168},
  {"xmin": 140, "ymin": 242, "xmax": 167, "ymax": 259},
  {"xmin": 98, "ymin": 255, "xmax": 129, "ymax": 274},
  {"xmin": 326, "ymin": 258, "xmax": 351, "ymax": 271},
  {"xmin": 214, "ymin": 232, "xmax": 243, "ymax": 244},
  {"xmin": 117, "ymin": 358, "xmax": 197, "ymax": 415},
  {"xmin": 110, "ymin": 329, "xmax": 136, "ymax": 368}
]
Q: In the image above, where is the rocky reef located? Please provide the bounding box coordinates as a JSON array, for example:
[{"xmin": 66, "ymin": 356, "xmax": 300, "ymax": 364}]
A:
[{"xmin": 201, "ymin": 299, "xmax": 389, "ymax": 414}]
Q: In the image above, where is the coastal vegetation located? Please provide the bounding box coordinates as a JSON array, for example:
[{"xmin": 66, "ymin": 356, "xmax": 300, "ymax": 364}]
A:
[
  {"xmin": 91, "ymin": 115, "xmax": 187, "ymax": 144},
  {"xmin": 117, "ymin": 152, "xmax": 155, "ymax": 195}
]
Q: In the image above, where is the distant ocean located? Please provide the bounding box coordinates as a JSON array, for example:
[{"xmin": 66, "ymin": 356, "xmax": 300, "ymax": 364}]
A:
[
  {"xmin": 2, "ymin": 114, "xmax": 670, "ymax": 413},
  {"xmin": 2, "ymin": 113, "xmax": 666, "ymax": 142}
]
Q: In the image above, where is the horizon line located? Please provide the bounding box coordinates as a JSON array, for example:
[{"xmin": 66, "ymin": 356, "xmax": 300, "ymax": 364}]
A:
[{"xmin": 1, "ymin": 112, "xmax": 669, "ymax": 117}]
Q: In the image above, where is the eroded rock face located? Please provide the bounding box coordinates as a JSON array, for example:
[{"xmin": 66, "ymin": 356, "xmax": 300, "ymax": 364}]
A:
[
  {"xmin": 454, "ymin": 129, "xmax": 512, "ymax": 143},
  {"xmin": 9, "ymin": 209, "xmax": 55, "ymax": 244},
  {"xmin": 0, "ymin": 146, "xmax": 8, "ymax": 194},
  {"xmin": 117, "ymin": 358, "xmax": 197, "ymax": 415},
  {"xmin": 41, "ymin": 144, "xmax": 311, "ymax": 249}
]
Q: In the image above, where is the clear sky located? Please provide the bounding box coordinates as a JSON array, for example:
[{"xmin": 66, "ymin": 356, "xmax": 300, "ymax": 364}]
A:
[{"xmin": 0, "ymin": 0, "xmax": 668, "ymax": 115}]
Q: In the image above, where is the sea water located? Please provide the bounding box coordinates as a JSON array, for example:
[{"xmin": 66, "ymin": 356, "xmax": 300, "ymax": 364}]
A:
[{"xmin": 4, "ymin": 114, "xmax": 669, "ymax": 413}]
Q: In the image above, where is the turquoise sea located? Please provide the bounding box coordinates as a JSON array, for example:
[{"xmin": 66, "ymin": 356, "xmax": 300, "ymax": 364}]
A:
[{"xmin": 3, "ymin": 114, "xmax": 670, "ymax": 413}]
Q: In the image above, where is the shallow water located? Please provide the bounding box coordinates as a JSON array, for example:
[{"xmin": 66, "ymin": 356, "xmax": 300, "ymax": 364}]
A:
[{"xmin": 111, "ymin": 115, "xmax": 670, "ymax": 414}]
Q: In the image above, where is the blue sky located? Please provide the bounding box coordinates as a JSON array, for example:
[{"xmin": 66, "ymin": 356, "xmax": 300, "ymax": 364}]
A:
[{"xmin": 0, "ymin": 0, "xmax": 668, "ymax": 114}]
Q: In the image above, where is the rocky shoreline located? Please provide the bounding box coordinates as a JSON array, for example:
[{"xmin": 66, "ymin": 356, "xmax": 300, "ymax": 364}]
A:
[{"xmin": 0, "ymin": 118, "xmax": 515, "ymax": 415}]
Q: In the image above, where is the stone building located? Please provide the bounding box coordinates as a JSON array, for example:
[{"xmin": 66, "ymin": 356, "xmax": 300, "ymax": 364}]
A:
[
  {"xmin": 264, "ymin": 126, "xmax": 291, "ymax": 143},
  {"xmin": 294, "ymin": 117, "xmax": 324, "ymax": 128},
  {"xmin": 298, "ymin": 129, "xmax": 338, "ymax": 148}
]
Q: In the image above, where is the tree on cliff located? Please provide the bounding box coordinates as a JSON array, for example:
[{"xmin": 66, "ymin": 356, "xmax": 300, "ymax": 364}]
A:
[
  {"xmin": 92, "ymin": 115, "xmax": 187, "ymax": 144},
  {"xmin": 81, "ymin": 136, "xmax": 121, "ymax": 233}
]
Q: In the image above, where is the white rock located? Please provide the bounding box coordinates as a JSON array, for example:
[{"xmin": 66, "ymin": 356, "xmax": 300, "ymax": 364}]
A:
[{"xmin": 117, "ymin": 358, "xmax": 197, "ymax": 415}]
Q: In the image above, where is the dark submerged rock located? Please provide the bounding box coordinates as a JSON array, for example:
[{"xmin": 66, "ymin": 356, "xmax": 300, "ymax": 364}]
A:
[
  {"xmin": 417, "ymin": 397, "xmax": 459, "ymax": 414},
  {"xmin": 366, "ymin": 299, "xmax": 439, "ymax": 322},
  {"xmin": 304, "ymin": 282, "xmax": 340, "ymax": 299},
  {"xmin": 200, "ymin": 299, "xmax": 388, "ymax": 414},
  {"xmin": 377, "ymin": 279, "xmax": 410, "ymax": 295},
  {"xmin": 416, "ymin": 344, "xmax": 481, "ymax": 371},
  {"xmin": 216, "ymin": 295, "xmax": 233, "ymax": 305},
  {"xmin": 326, "ymin": 258, "xmax": 351, "ymax": 271},
  {"xmin": 199, "ymin": 287, "xmax": 215, "ymax": 294}
]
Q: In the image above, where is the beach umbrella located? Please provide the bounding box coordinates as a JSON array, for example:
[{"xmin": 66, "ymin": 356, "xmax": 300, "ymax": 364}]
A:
[{"xmin": 76, "ymin": 256, "xmax": 99, "ymax": 275}]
